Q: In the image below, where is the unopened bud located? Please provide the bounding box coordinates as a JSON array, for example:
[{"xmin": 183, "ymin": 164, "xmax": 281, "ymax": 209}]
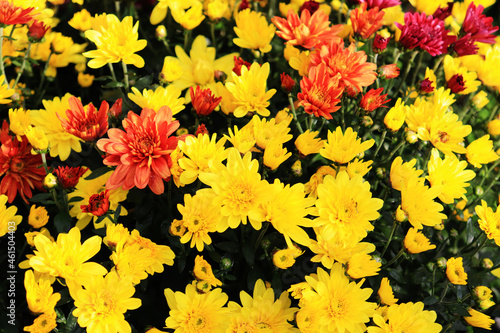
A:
[
  {"xmin": 220, "ymin": 257, "xmax": 233, "ymax": 270},
  {"xmin": 43, "ymin": 173, "xmax": 58, "ymax": 189},
  {"xmin": 360, "ymin": 116, "xmax": 373, "ymax": 127},
  {"xmin": 291, "ymin": 160, "xmax": 302, "ymax": 177},
  {"xmin": 436, "ymin": 257, "xmax": 447, "ymax": 269},
  {"xmin": 482, "ymin": 258, "xmax": 493, "ymax": 269},
  {"xmin": 156, "ymin": 25, "xmax": 167, "ymax": 39}
]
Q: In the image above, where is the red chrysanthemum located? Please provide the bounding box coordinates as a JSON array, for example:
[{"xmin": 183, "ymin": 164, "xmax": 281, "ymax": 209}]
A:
[
  {"xmin": 297, "ymin": 63, "xmax": 343, "ymax": 119},
  {"xmin": 351, "ymin": 3, "xmax": 385, "ymax": 40},
  {"xmin": 280, "ymin": 73, "xmax": 295, "ymax": 93},
  {"xmin": 462, "ymin": 2, "xmax": 498, "ymax": 44},
  {"xmin": 373, "ymin": 34, "xmax": 390, "ymax": 53},
  {"xmin": 108, "ymin": 98, "xmax": 123, "ymax": 119},
  {"xmin": 57, "ymin": 96, "xmax": 109, "ymax": 142},
  {"xmin": 299, "ymin": 1, "xmax": 319, "ymax": 14},
  {"xmin": 81, "ymin": 190, "xmax": 110, "ymax": 217},
  {"xmin": 232, "ymin": 56, "xmax": 251, "ymax": 76},
  {"xmin": 0, "ymin": 1, "xmax": 35, "ymax": 26},
  {"xmin": 0, "ymin": 121, "xmax": 46, "ymax": 203},
  {"xmin": 364, "ymin": 0, "xmax": 400, "ymax": 10},
  {"xmin": 395, "ymin": 12, "xmax": 456, "ymax": 56},
  {"xmin": 54, "ymin": 166, "xmax": 88, "ymax": 189},
  {"xmin": 433, "ymin": 3, "xmax": 453, "ymax": 21},
  {"xmin": 419, "ymin": 78, "xmax": 434, "ymax": 93},
  {"xmin": 359, "ymin": 88, "xmax": 391, "ymax": 112},
  {"xmin": 447, "ymin": 74, "xmax": 466, "ymax": 94},
  {"xmin": 28, "ymin": 20, "xmax": 49, "ymax": 42},
  {"xmin": 97, "ymin": 106, "xmax": 179, "ymax": 195},
  {"xmin": 452, "ymin": 34, "xmax": 479, "ymax": 56},
  {"xmin": 190, "ymin": 86, "xmax": 221, "ymax": 116},
  {"xmin": 310, "ymin": 39, "xmax": 377, "ymax": 92},
  {"xmin": 272, "ymin": 9, "xmax": 343, "ymax": 50}
]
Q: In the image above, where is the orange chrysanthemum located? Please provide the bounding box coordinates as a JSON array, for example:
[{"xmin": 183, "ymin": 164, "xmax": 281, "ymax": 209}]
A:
[
  {"xmin": 57, "ymin": 96, "xmax": 109, "ymax": 142},
  {"xmin": 272, "ymin": 9, "xmax": 342, "ymax": 50},
  {"xmin": 0, "ymin": 1, "xmax": 35, "ymax": 26},
  {"xmin": 360, "ymin": 88, "xmax": 391, "ymax": 112},
  {"xmin": 298, "ymin": 63, "xmax": 343, "ymax": 119},
  {"xmin": 97, "ymin": 106, "xmax": 179, "ymax": 195},
  {"xmin": 310, "ymin": 39, "xmax": 377, "ymax": 93},
  {"xmin": 350, "ymin": 3, "xmax": 385, "ymax": 40}
]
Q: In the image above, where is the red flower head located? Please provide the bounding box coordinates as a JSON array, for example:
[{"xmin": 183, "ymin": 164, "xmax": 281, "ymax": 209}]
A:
[
  {"xmin": 232, "ymin": 56, "xmax": 252, "ymax": 76},
  {"xmin": 395, "ymin": 12, "xmax": 456, "ymax": 56},
  {"xmin": 364, "ymin": 0, "xmax": 400, "ymax": 10},
  {"xmin": 419, "ymin": 78, "xmax": 434, "ymax": 93},
  {"xmin": 0, "ymin": 121, "xmax": 46, "ymax": 203},
  {"xmin": 378, "ymin": 64, "xmax": 400, "ymax": 79},
  {"xmin": 447, "ymin": 74, "xmax": 466, "ymax": 94},
  {"xmin": 81, "ymin": 190, "xmax": 110, "ymax": 217},
  {"xmin": 239, "ymin": 0, "xmax": 250, "ymax": 11},
  {"xmin": 373, "ymin": 34, "xmax": 390, "ymax": 53},
  {"xmin": 108, "ymin": 98, "xmax": 123, "ymax": 119},
  {"xmin": 350, "ymin": 3, "xmax": 385, "ymax": 40},
  {"xmin": 190, "ymin": 86, "xmax": 222, "ymax": 116},
  {"xmin": 97, "ymin": 106, "xmax": 180, "ymax": 195},
  {"xmin": 297, "ymin": 63, "xmax": 344, "ymax": 119},
  {"xmin": 280, "ymin": 73, "xmax": 296, "ymax": 93},
  {"xmin": 195, "ymin": 124, "xmax": 209, "ymax": 136},
  {"xmin": 272, "ymin": 9, "xmax": 343, "ymax": 50},
  {"xmin": 360, "ymin": 88, "xmax": 391, "ymax": 112},
  {"xmin": 54, "ymin": 166, "xmax": 88, "ymax": 189},
  {"xmin": 28, "ymin": 20, "xmax": 49, "ymax": 42},
  {"xmin": 452, "ymin": 34, "xmax": 479, "ymax": 56},
  {"xmin": 0, "ymin": 1, "xmax": 35, "ymax": 26},
  {"xmin": 433, "ymin": 2, "xmax": 454, "ymax": 21},
  {"xmin": 462, "ymin": 2, "xmax": 498, "ymax": 44},
  {"xmin": 299, "ymin": 1, "xmax": 320, "ymax": 15},
  {"xmin": 310, "ymin": 39, "xmax": 377, "ymax": 92},
  {"xmin": 57, "ymin": 96, "xmax": 109, "ymax": 142}
]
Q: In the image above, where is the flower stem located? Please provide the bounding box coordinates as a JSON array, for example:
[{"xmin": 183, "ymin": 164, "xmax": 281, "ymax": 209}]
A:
[
  {"xmin": 383, "ymin": 247, "xmax": 405, "ymax": 267},
  {"xmin": 0, "ymin": 27, "xmax": 8, "ymax": 85},
  {"xmin": 373, "ymin": 130, "xmax": 387, "ymax": 158},
  {"xmin": 439, "ymin": 283, "xmax": 449, "ymax": 303},
  {"xmin": 381, "ymin": 139, "xmax": 405, "ymax": 164},
  {"xmin": 395, "ymin": 50, "xmax": 418, "ymax": 95},
  {"xmin": 210, "ymin": 22, "xmax": 217, "ymax": 52},
  {"xmin": 465, "ymin": 159, "xmax": 500, "ymax": 210},
  {"xmin": 183, "ymin": 29, "xmax": 191, "ymax": 51},
  {"xmin": 381, "ymin": 219, "xmax": 398, "ymax": 257},
  {"xmin": 40, "ymin": 153, "xmax": 50, "ymax": 174},
  {"xmin": 121, "ymin": 61, "xmax": 129, "ymax": 91},
  {"xmin": 13, "ymin": 42, "xmax": 32, "ymax": 88},
  {"xmin": 108, "ymin": 63, "xmax": 117, "ymax": 82},
  {"xmin": 288, "ymin": 93, "xmax": 304, "ymax": 134}
]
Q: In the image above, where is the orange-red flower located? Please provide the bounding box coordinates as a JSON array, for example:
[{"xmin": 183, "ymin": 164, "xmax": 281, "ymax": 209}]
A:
[
  {"xmin": 28, "ymin": 20, "xmax": 49, "ymax": 42},
  {"xmin": 350, "ymin": 3, "xmax": 385, "ymax": 40},
  {"xmin": 310, "ymin": 39, "xmax": 377, "ymax": 92},
  {"xmin": 57, "ymin": 96, "xmax": 109, "ymax": 142},
  {"xmin": 298, "ymin": 63, "xmax": 343, "ymax": 119},
  {"xmin": 0, "ymin": 1, "xmax": 35, "ymax": 26},
  {"xmin": 81, "ymin": 190, "xmax": 110, "ymax": 216},
  {"xmin": 54, "ymin": 166, "xmax": 88, "ymax": 189},
  {"xmin": 190, "ymin": 86, "xmax": 221, "ymax": 117},
  {"xmin": 378, "ymin": 64, "xmax": 400, "ymax": 79},
  {"xmin": 0, "ymin": 121, "xmax": 46, "ymax": 203},
  {"xmin": 97, "ymin": 106, "xmax": 179, "ymax": 195},
  {"xmin": 272, "ymin": 9, "xmax": 343, "ymax": 50},
  {"xmin": 359, "ymin": 88, "xmax": 390, "ymax": 112}
]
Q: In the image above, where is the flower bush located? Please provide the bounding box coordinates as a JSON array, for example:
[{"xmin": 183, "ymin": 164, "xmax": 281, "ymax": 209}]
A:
[{"xmin": 1, "ymin": 0, "xmax": 500, "ymax": 332}]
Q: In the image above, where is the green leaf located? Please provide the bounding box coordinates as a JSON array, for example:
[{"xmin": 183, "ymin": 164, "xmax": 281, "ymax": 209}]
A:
[
  {"xmin": 242, "ymin": 240, "xmax": 255, "ymax": 266},
  {"xmin": 133, "ymin": 75, "xmax": 153, "ymax": 91},
  {"xmin": 68, "ymin": 196, "xmax": 84, "ymax": 204},
  {"xmin": 446, "ymin": 303, "xmax": 471, "ymax": 317},
  {"xmin": 102, "ymin": 81, "xmax": 125, "ymax": 88},
  {"xmin": 423, "ymin": 295, "xmax": 439, "ymax": 305},
  {"xmin": 84, "ymin": 167, "xmax": 113, "ymax": 180},
  {"xmin": 65, "ymin": 307, "xmax": 78, "ymax": 333},
  {"xmin": 214, "ymin": 241, "xmax": 239, "ymax": 253},
  {"xmin": 54, "ymin": 211, "xmax": 73, "ymax": 233},
  {"xmin": 29, "ymin": 193, "xmax": 53, "ymax": 203},
  {"xmin": 113, "ymin": 204, "xmax": 121, "ymax": 222}
]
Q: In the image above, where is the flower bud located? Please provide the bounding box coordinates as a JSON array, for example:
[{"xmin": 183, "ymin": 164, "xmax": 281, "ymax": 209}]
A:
[
  {"xmin": 291, "ymin": 160, "xmax": 302, "ymax": 177},
  {"xmin": 373, "ymin": 34, "xmax": 390, "ymax": 53},
  {"xmin": 405, "ymin": 130, "xmax": 418, "ymax": 143},
  {"xmin": 28, "ymin": 20, "xmax": 49, "ymax": 43},
  {"xmin": 220, "ymin": 257, "xmax": 233, "ymax": 270},
  {"xmin": 395, "ymin": 205, "xmax": 407, "ymax": 222},
  {"xmin": 280, "ymin": 73, "xmax": 295, "ymax": 93},
  {"xmin": 43, "ymin": 173, "xmax": 58, "ymax": 189},
  {"xmin": 481, "ymin": 258, "xmax": 493, "ymax": 269},
  {"xmin": 450, "ymin": 229, "xmax": 458, "ymax": 237},
  {"xmin": 437, "ymin": 257, "xmax": 447, "ymax": 269},
  {"xmin": 155, "ymin": 25, "xmax": 167, "ymax": 39},
  {"xmin": 360, "ymin": 116, "xmax": 373, "ymax": 127},
  {"xmin": 475, "ymin": 186, "xmax": 484, "ymax": 196}
]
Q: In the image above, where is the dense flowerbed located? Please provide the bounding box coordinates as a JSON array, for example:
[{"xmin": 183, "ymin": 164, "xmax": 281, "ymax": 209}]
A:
[{"xmin": 1, "ymin": 0, "xmax": 500, "ymax": 332}]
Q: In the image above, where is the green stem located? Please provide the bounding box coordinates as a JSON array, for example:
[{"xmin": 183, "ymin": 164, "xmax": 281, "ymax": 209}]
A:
[
  {"xmin": 395, "ymin": 50, "xmax": 418, "ymax": 95},
  {"xmin": 121, "ymin": 61, "xmax": 129, "ymax": 91},
  {"xmin": 465, "ymin": 159, "xmax": 500, "ymax": 210},
  {"xmin": 439, "ymin": 283, "xmax": 449, "ymax": 303},
  {"xmin": 254, "ymin": 222, "xmax": 270, "ymax": 251},
  {"xmin": 410, "ymin": 51, "xmax": 424, "ymax": 88},
  {"xmin": 486, "ymin": 103, "xmax": 499, "ymax": 123},
  {"xmin": 383, "ymin": 247, "xmax": 405, "ymax": 267},
  {"xmin": 381, "ymin": 139, "xmax": 406, "ymax": 164},
  {"xmin": 288, "ymin": 93, "xmax": 304, "ymax": 134},
  {"xmin": 210, "ymin": 22, "xmax": 217, "ymax": 52},
  {"xmin": 108, "ymin": 63, "xmax": 117, "ymax": 82},
  {"xmin": 373, "ymin": 130, "xmax": 387, "ymax": 159},
  {"xmin": 381, "ymin": 219, "xmax": 398, "ymax": 257},
  {"xmin": 308, "ymin": 114, "xmax": 314, "ymax": 131},
  {"xmin": 183, "ymin": 29, "xmax": 191, "ymax": 51},
  {"xmin": 0, "ymin": 27, "xmax": 8, "ymax": 85},
  {"xmin": 468, "ymin": 235, "xmax": 489, "ymax": 257},
  {"xmin": 432, "ymin": 55, "xmax": 445, "ymax": 73},
  {"xmin": 40, "ymin": 153, "xmax": 50, "ymax": 174},
  {"xmin": 13, "ymin": 42, "xmax": 32, "ymax": 88}
]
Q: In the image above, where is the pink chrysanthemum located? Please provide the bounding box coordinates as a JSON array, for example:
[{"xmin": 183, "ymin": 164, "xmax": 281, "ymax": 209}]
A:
[
  {"xmin": 364, "ymin": 0, "xmax": 400, "ymax": 10},
  {"xmin": 462, "ymin": 2, "xmax": 498, "ymax": 44},
  {"xmin": 97, "ymin": 106, "xmax": 179, "ymax": 195},
  {"xmin": 395, "ymin": 12, "xmax": 456, "ymax": 56}
]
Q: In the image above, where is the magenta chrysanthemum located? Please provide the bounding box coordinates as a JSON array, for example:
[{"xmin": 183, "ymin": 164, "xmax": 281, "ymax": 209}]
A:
[{"xmin": 462, "ymin": 2, "xmax": 498, "ymax": 44}]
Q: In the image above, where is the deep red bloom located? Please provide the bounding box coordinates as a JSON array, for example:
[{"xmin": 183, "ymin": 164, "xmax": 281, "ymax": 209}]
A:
[
  {"xmin": 0, "ymin": 121, "xmax": 46, "ymax": 203},
  {"xmin": 299, "ymin": 1, "xmax": 319, "ymax": 14},
  {"xmin": 297, "ymin": 63, "xmax": 344, "ymax": 119},
  {"xmin": 81, "ymin": 190, "xmax": 110, "ymax": 217},
  {"xmin": 395, "ymin": 12, "xmax": 456, "ymax": 56},
  {"xmin": 54, "ymin": 166, "xmax": 88, "ymax": 189},
  {"xmin": 350, "ymin": 3, "xmax": 385, "ymax": 40},
  {"xmin": 97, "ymin": 106, "xmax": 179, "ymax": 195},
  {"xmin": 0, "ymin": 1, "xmax": 35, "ymax": 26},
  {"xmin": 373, "ymin": 34, "xmax": 390, "ymax": 53},
  {"xmin": 280, "ymin": 73, "xmax": 296, "ymax": 93},
  {"xmin": 419, "ymin": 78, "xmax": 434, "ymax": 93},
  {"xmin": 364, "ymin": 0, "xmax": 400, "ymax": 10},
  {"xmin": 195, "ymin": 124, "xmax": 209, "ymax": 136},
  {"xmin": 108, "ymin": 98, "xmax": 123, "ymax": 119},
  {"xmin": 232, "ymin": 56, "xmax": 252, "ymax": 76},
  {"xmin": 190, "ymin": 86, "xmax": 221, "ymax": 116},
  {"xmin": 360, "ymin": 88, "xmax": 390, "ymax": 112},
  {"xmin": 238, "ymin": 0, "xmax": 250, "ymax": 11},
  {"xmin": 378, "ymin": 64, "xmax": 400, "ymax": 79},
  {"xmin": 57, "ymin": 96, "xmax": 109, "ymax": 142},
  {"xmin": 433, "ymin": 2, "xmax": 453, "ymax": 21},
  {"xmin": 28, "ymin": 20, "xmax": 49, "ymax": 42},
  {"xmin": 447, "ymin": 74, "xmax": 466, "ymax": 94},
  {"xmin": 452, "ymin": 34, "xmax": 479, "ymax": 56},
  {"xmin": 462, "ymin": 2, "xmax": 498, "ymax": 44},
  {"xmin": 272, "ymin": 9, "xmax": 343, "ymax": 50}
]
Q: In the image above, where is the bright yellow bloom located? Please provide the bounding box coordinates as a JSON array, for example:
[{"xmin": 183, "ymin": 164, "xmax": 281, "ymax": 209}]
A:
[
  {"xmin": 24, "ymin": 270, "xmax": 60, "ymax": 314},
  {"xmin": 198, "ymin": 148, "xmax": 271, "ymax": 231},
  {"xmin": 487, "ymin": 117, "xmax": 500, "ymax": 136},
  {"xmin": 177, "ymin": 190, "xmax": 222, "ymax": 251},
  {"xmin": 160, "ymin": 57, "xmax": 183, "ymax": 83},
  {"xmin": 127, "ymin": 229, "xmax": 175, "ymax": 275},
  {"xmin": 103, "ymin": 223, "xmax": 130, "ymax": 250},
  {"xmin": 466, "ymin": 135, "xmax": 499, "ymax": 168},
  {"xmin": 263, "ymin": 139, "xmax": 291, "ymax": 170},
  {"xmin": 31, "ymin": 94, "xmax": 82, "ymax": 161},
  {"xmin": 273, "ymin": 248, "xmax": 298, "ymax": 269},
  {"xmin": 320, "ymin": 126, "xmax": 375, "ymax": 164},
  {"xmin": 472, "ymin": 90, "xmax": 489, "ymax": 109},
  {"xmin": 295, "ymin": 130, "xmax": 324, "ymax": 156},
  {"xmin": 193, "ymin": 255, "xmax": 222, "ymax": 286},
  {"xmin": 84, "ymin": 14, "xmax": 147, "ymax": 68},
  {"xmin": 25, "ymin": 228, "xmax": 54, "ymax": 247},
  {"xmin": 404, "ymin": 228, "xmax": 436, "ymax": 254},
  {"xmin": 225, "ymin": 124, "xmax": 257, "ymax": 154},
  {"xmin": 0, "ymin": 194, "xmax": 22, "ymax": 237},
  {"xmin": 345, "ymin": 158, "xmax": 373, "ymax": 179},
  {"xmin": 171, "ymin": 0, "xmax": 205, "ymax": 30},
  {"xmin": 464, "ymin": 308, "xmax": 495, "ymax": 330},
  {"xmin": 446, "ymin": 257, "xmax": 468, "ymax": 285},
  {"xmin": 443, "ymin": 55, "xmax": 481, "ymax": 95},
  {"xmin": 474, "ymin": 286, "xmax": 493, "ymax": 301},
  {"xmin": 226, "ymin": 62, "xmax": 277, "ymax": 118},
  {"xmin": 233, "ymin": 9, "xmax": 275, "ymax": 53},
  {"xmin": 110, "ymin": 242, "xmax": 155, "ymax": 284},
  {"xmin": 252, "ymin": 115, "xmax": 292, "ymax": 151},
  {"xmin": 206, "ymin": 0, "xmax": 229, "ymax": 21},
  {"xmin": 0, "ymin": 75, "xmax": 15, "ymax": 104},
  {"xmin": 71, "ymin": 271, "xmax": 142, "ymax": 333},
  {"xmin": 384, "ymin": 98, "xmax": 407, "ymax": 131},
  {"xmin": 23, "ymin": 311, "xmax": 57, "ymax": 333},
  {"xmin": 9, "ymin": 108, "xmax": 31, "ymax": 139},
  {"xmin": 128, "ymin": 86, "xmax": 185, "ymax": 115},
  {"xmin": 475, "ymin": 200, "xmax": 500, "ymax": 246},
  {"xmin": 378, "ymin": 277, "xmax": 398, "ymax": 306},
  {"xmin": 427, "ymin": 149, "xmax": 475, "ymax": 204},
  {"xmin": 28, "ymin": 205, "xmax": 49, "ymax": 229},
  {"xmin": 77, "ymin": 72, "xmax": 94, "ymax": 87},
  {"xmin": 215, "ymin": 81, "xmax": 238, "ymax": 115},
  {"xmin": 409, "ymin": 0, "xmax": 448, "ymax": 15},
  {"xmin": 25, "ymin": 126, "xmax": 49, "ymax": 152},
  {"xmin": 463, "ymin": 44, "xmax": 500, "ymax": 89},
  {"xmin": 284, "ymin": 44, "xmax": 312, "ymax": 76},
  {"xmin": 316, "ymin": 171, "xmax": 383, "ymax": 244},
  {"xmin": 150, "ymin": 0, "xmax": 170, "ymax": 25},
  {"xmin": 29, "ymin": 227, "xmax": 107, "ymax": 284},
  {"xmin": 69, "ymin": 9, "xmax": 92, "ymax": 31},
  {"xmin": 164, "ymin": 284, "xmax": 229, "ymax": 332},
  {"xmin": 178, "ymin": 133, "xmax": 228, "ymax": 185},
  {"xmin": 304, "ymin": 165, "xmax": 336, "ymax": 199},
  {"xmin": 347, "ymin": 252, "xmax": 381, "ymax": 279},
  {"xmin": 390, "ymin": 156, "xmax": 423, "ymax": 192}
]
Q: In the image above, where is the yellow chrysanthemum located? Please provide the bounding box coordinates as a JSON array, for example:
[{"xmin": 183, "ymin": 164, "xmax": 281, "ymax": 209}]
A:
[
  {"xmin": 28, "ymin": 205, "xmax": 49, "ymax": 229},
  {"xmin": 70, "ymin": 271, "xmax": 142, "ymax": 333},
  {"xmin": 487, "ymin": 117, "xmax": 500, "ymax": 136},
  {"xmin": 68, "ymin": 170, "xmax": 128, "ymax": 230},
  {"xmin": 225, "ymin": 124, "xmax": 257, "ymax": 154},
  {"xmin": 304, "ymin": 165, "xmax": 336, "ymax": 199},
  {"xmin": 284, "ymin": 44, "xmax": 312, "ymax": 77},
  {"xmin": 378, "ymin": 277, "xmax": 398, "ymax": 306},
  {"xmin": 475, "ymin": 200, "xmax": 500, "ymax": 246},
  {"xmin": 463, "ymin": 44, "xmax": 500, "ymax": 88},
  {"xmin": 384, "ymin": 98, "xmax": 407, "ymax": 132},
  {"xmin": 110, "ymin": 242, "xmax": 155, "ymax": 284},
  {"xmin": 0, "ymin": 194, "xmax": 22, "ymax": 237},
  {"xmin": 8, "ymin": 108, "xmax": 31, "ymax": 139},
  {"xmin": 164, "ymin": 284, "xmax": 230, "ymax": 332},
  {"xmin": 68, "ymin": 9, "xmax": 92, "ymax": 31},
  {"xmin": 273, "ymin": 247, "xmax": 298, "ymax": 269},
  {"xmin": 160, "ymin": 57, "xmax": 183, "ymax": 83},
  {"xmin": 25, "ymin": 126, "xmax": 49, "ymax": 152},
  {"xmin": 0, "ymin": 75, "xmax": 15, "ymax": 104},
  {"xmin": 25, "ymin": 228, "xmax": 54, "ymax": 247},
  {"xmin": 443, "ymin": 55, "xmax": 481, "ymax": 95},
  {"xmin": 344, "ymin": 158, "xmax": 373, "ymax": 179},
  {"xmin": 263, "ymin": 139, "xmax": 292, "ymax": 170},
  {"xmin": 320, "ymin": 126, "xmax": 375, "ymax": 164},
  {"xmin": 233, "ymin": 9, "xmax": 275, "ymax": 53},
  {"xmin": 295, "ymin": 130, "xmax": 324, "ymax": 156},
  {"xmin": 390, "ymin": 156, "xmax": 423, "ymax": 192},
  {"xmin": 30, "ymin": 94, "xmax": 82, "ymax": 161},
  {"xmin": 251, "ymin": 115, "xmax": 292, "ymax": 151},
  {"xmin": 77, "ymin": 72, "xmax": 94, "ymax": 88},
  {"xmin": 347, "ymin": 252, "xmax": 381, "ymax": 279},
  {"xmin": 23, "ymin": 311, "xmax": 57, "ymax": 333},
  {"xmin": 466, "ymin": 135, "xmax": 499, "ymax": 168},
  {"xmin": 84, "ymin": 14, "xmax": 147, "ymax": 68},
  {"xmin": 103, "ymin": 223, "xmax": 130, "ymax": 250},
  {"xmin": 226, "ymin": 62, "xmax": 277, "ymax": 118},
  {"xmin": 404, "ymin": 228, "xmax": 436, "ymax": 254},
  {"xmin": 193, "ymin": 255, "xmax": 222, "ymax": 287},
  {"xmin": 24, "ymin": 270, "xmax": 60, "ymax": 314},
  {"xmin": 474, "ymin": 286, "xmax": 493, "ymax": 301},
  {"xmin": 464, "ymin": 308, "xmax": 495, "ymax": 330},
  {"xmin": 29, "ymin": 227, "xmax": 107, "ymax": 284},
  {"xmin": 206, "ymin": 0, "xmax": 230, "ymax": 21},
  {"xmin": 178, "ymin": 133, "xmax": 228, "ymax": 185},
  {"xmin": 177, "ymin": 190, "xmax": 222, "ymax": 251},
  {"xmin": 171, "ymin": 0, "xmax": 205, "ymax": 30},
  {"xmin": 446, "ymin": 257, "xmax": 468, "ymax": 285},
  {"xmin": 127, "ymin": 229, "xmax": 175, "ymax": 275}
]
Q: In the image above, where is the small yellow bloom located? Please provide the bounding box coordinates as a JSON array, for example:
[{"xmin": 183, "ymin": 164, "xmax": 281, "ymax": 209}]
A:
[
  {"xmin": 295, "ymin": 130, "xmax": 324, "ymax": 156},
  {"xmin": 275, "ymin": 108, "xmax": 293, "ymax": 125},
  {"xmin": 474, "ymin": 286, "xmax": 493, "ymax": 301},
  {"xmin": 24, "ymin": 270, "xmax": 61, "ymax": 314},
  {"xmin": 466, "ymin": 135, "xmax": 499, "ymax": 168},
  {"xmin": 390, "ymin": 156, "xmax": 423, "ymax": 192},
  {"xmin": 169, "ymin": 219, "xmax": 186, "ymax": 237},
  {"xmin": 43, "ymin": 173, "xmax": 58, "ymax": 189},
  {"xmin": 404, "ymin": 228, "xmax": 436, "ymax": 254},
  {"xmin": 384, "ymin": 98, "xmax": 406, "ymax": 131},
  {"xmin": 273, "ymin": 248, "xmax": 297, "ymax": 269},
  {"xmin": 28, "ymin": 205, "xmax": 49, "ymax": 229},
  {"xmin": 443, "ymin": 55, "xmax": 481, "ymax": 95},
  {"xmin": 263, "ymin": 139, "xmax": 291, "ymax": 170},
  {"xmin": 446, "ymin": 257, "xmax": 468, "ymax": 285},
  {"xmin": 206, "ymin": 0, "xmax": 229, "ymax": 21},
  {"xmin": 128, "ymin": 86, "xmax": 185, "ymax": 115},
  {"xmin": 475, "ymin": 200, "xmax": 500, "ymax": 246},
  {"xmin": 69, "ymin": 9, "xmax": 92, "ymax": 31},
  {"xmin": 378, "ymin": 277, "xmax": 398, "ymax": 305},
  {"xmin": 487, "ymin": 117, "xmax": 500, "ymax": 136},
  {"xmin": 25, "ymin": 228, "xmax": 54, "ymax": 247},
  {"xmin": 103, "ymin": 223, "xmax": 130, "ymax": 250},
  {"xmin": 472, "ymin": 90, "xmax": 489, "ymax": 109},
  {"xmin": 304, "ymin": 165, "xmax": 336, "ymax": 199},
  {"xmin": 320, "ymin": 127, "xmax": 374, "ymax": 164},
  {"xmin": 159, "ymin": 57, "xmax": 183, "ymax": 83},
  {"xmin": 345, "ymin": 158, "xmax": 373, "ymax": 179},
  {"xmin": 226, "ymin": 124, "xmax": 256, "ymax": 154},
  {"xmin": 0, "ymin": 194, "xmax": 22, "ymax": 237},
  {"xmin": 77, "ymin": 72, "xmax": 94, "ymax": 88},
  {"xmin": 9, "ymin": 108, "xmax": 31, "ymax": 139},
  {"xmin": 23, "ymin": 311, "xmax": 57, "ymax": 333},
  {"xmin": 233, "ymin": 9, "xmax": 275, "ymax": 54},
  {"xmin": 25, "ymin": 126, "xmax": 49, "ymax": 152},
  {"xmin": 0, "ymin": 75, "xmax": 15, "ymax": 104},
  {"xmin": 464, "ymin": 308, "xmax": 495, "ymax": 330},
  {"xmin": 347, "ymin": 253, "xmax": 381, "ymax": 279},
  {"xmin": 171, "ymin": 0, "xmax": 205, "ymax": 30},
  {"xmin": 193, "ymin": 255, "xmax": 222, "ymax": 286}
]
